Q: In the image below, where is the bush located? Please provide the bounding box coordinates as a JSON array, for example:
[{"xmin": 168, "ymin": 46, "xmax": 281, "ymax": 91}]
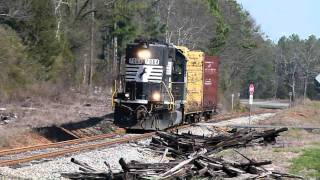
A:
[{"xmin": 0, "ymin": 25, "xmax": 28, "ymax": 99}]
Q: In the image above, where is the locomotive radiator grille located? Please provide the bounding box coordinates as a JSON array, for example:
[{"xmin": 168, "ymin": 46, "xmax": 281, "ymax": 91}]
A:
[{"xmin": 125, "ymin": 64, "xmax": 163, "ymax": 83}]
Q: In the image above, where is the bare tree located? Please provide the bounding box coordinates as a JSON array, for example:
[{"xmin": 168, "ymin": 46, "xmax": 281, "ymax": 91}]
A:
[
  {"xmin": 298, "ymin": 35, "xmax": 320, "ymax": 99},
  {"xmin": 157, "ymin": 0, "xmax": 215, "ymax": 50},
  {"xmin": 277, "ymin": 35, "xmax": 302, "ymax": 100}
]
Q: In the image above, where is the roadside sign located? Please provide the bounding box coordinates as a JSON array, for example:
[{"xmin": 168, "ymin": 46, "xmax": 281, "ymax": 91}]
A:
[
  {"xmin": 249, "ymin": 95, "xmax": 253, "ymax": 105},
  {"xmin": 248, "ymin": 81, "xmax": 254, "ymax": 125},
  {"xmin": 249, "ymin": 83, "xmax": 254, "ymax": 95}
]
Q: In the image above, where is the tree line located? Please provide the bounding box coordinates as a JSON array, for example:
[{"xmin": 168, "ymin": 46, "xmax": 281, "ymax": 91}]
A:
[{"xmin": 0, "ymin": 0, "xmax": 319, "ymax": 102}]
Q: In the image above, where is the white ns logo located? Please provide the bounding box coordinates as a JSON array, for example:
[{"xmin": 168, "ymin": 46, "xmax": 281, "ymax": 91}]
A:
[{"xmin": 135, "ymin": 67, "xmax": 148, "ymax": 82}]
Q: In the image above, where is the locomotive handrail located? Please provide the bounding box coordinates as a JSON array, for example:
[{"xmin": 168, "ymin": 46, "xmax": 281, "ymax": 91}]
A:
[
  {"xmin": 111, "ymin": 80, "xmax": 117, "ymax": 110},
  {"xmin": 161, "ymin": 81, "xmax": 175, "ymax": 111}
]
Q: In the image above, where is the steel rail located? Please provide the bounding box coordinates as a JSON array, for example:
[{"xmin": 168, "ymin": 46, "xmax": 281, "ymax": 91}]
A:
[
  {"xmin": 225, "ymin": 124, "xmax": 320, "ymax": 130},
  {"xmin": 172, "ymin": 109, "xmax": 277, "ymax": 130},
  {"xmin": 0, "ymin": 129, "xmax": 125, "ymax": 157},
  {"xmin": 0, "ymin": 132, "xmax": 155, "ymax": 167},
  {"xmin": 207, "ymin": 109, "xmax": 277, "ymax": 123}
]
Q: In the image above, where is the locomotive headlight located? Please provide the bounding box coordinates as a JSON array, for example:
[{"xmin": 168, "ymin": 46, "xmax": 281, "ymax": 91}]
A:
[
  {"xmin": 151, "ymin": 92, "xmax": 161, "ymax": 101},
  {"xmin": 137, "ymin": 49, "xmax": 151, "ymax": 59},
  {"xmin": 125, "ymin": 93, "xmax": 130, "ymax": 98}
]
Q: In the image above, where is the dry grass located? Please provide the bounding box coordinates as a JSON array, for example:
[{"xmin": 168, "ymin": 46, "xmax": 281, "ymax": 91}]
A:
[
  {"xmin": 0, "ymin": 90, "xmax": 112, "ymax": 148},
  {"xmin": 0, "ymin": 129, "xmax": 52, "ymax": 150},
  {"xmin": 258, "ymin": 100, "xmax": 320, "ymax": 127},
  {"xmin": 4, "ymin": 92, "xmax": 112, "ymax": 128}
]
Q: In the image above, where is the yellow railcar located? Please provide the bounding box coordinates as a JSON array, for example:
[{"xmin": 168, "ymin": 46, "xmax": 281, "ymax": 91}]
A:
[{"xmin": 176, "ymin": 46, "xmax": 204, "ymax": 114}]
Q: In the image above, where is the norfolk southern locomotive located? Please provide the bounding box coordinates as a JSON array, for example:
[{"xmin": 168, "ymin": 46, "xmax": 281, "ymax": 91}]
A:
[{"xmin": 113, "ymin": 40, "xmax": 219, "ymax": 130}]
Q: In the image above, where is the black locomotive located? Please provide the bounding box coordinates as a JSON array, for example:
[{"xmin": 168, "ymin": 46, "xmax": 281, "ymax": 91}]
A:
[
  {"xmin": 113, "ymin": 40, "xmax": 187, "ymax": 130},
  {"xmin": 113, "ymin": 40, "xmax": 219, "ymax": 130}
]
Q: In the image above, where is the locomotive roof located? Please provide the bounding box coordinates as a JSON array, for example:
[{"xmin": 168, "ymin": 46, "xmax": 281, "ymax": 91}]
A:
[
  {"xmin": 130, "ymin": 39, "xmax": 174, "ymax": 48},
  {"xmin": 128, "ymin": 42, "xmax": 174, "ymax": 48}
]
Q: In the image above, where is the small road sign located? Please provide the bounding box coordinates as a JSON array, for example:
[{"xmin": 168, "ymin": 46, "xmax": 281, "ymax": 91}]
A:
[
  {"xmin": 248, "ymin": 82, "xmax": 254, "ymax": 125},
  {"xmin": 249, "ymin": 83, "xmax": 254, "ymax": 95}
]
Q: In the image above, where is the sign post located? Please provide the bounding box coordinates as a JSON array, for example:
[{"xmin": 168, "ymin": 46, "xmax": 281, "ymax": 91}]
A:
[{"xmin": 249, "ymin": 82, "xmax": 255, "ymax": 125}]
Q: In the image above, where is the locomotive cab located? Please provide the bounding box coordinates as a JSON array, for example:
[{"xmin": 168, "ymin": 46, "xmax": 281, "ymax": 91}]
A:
[{"xmin": 114, "ymin": 40, "xmax": 187, "ymax": 130}]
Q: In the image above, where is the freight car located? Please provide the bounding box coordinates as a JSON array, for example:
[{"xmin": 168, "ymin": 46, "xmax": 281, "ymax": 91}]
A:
[{"xmin": 113, "ymin": 40, "xmax": 219, "ymax": 130}]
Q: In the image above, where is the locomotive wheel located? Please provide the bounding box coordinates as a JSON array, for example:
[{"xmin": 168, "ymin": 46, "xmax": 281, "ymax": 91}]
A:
[
  {"xmin": 204, "ymin": 112, "xmax": 212, "ymax": 121},
  {"xmin": 194, "ymin": 114, "xmax": 200, "ymax": 122}
]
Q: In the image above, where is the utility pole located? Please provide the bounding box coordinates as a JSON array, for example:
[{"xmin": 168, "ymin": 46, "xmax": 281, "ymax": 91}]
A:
[{"xmin": 89, "ymin": 0, "xmax": 95, "ymax": 90}]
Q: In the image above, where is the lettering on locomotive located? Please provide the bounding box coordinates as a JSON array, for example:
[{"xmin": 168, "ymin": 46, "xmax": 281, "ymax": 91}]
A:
[{"xmin": 128, "ymin": 58, "xmax": 160, "ymax": 65}]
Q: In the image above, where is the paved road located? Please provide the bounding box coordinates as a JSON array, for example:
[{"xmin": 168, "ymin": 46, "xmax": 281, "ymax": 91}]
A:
[{"xmin": 240, "ymin": 99, "xmax": 290, "ymax": 109}]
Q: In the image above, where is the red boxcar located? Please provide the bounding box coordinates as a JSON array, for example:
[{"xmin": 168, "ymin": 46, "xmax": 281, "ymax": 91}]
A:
[{"xmin": 203, "ymin": 56, "xmax": 219, "ymax": 114}]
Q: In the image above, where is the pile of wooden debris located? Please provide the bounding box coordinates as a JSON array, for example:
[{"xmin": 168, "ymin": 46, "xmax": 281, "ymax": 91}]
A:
[
  {"xmin": 151, "ymin": 128, "xmax": 288, "ymax": 155},
  {"xmin": 62, "ymin": 128, "xmax": 303, "ymax": 179}
]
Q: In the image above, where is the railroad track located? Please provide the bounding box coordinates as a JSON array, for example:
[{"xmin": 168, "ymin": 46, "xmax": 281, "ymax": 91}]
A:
[
  {"xmin": 0, "ymin": 109, "xmax": 277, "ymax": 167},
  {"xmin": 0, "ymin": 131, "xmax": 120, "ymax": 157},
  {"xmin": 0, "ymin": 133, "xmax": 154, "ymax": 167}
]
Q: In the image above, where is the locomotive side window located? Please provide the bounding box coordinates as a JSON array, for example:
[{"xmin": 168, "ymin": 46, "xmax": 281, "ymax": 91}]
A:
[
  {"xmin": 172, "ymin": 53, "xmax": 186, "ymax": 82},
  {"xmin": 171, "ymin": 50, "xmax": 187, "ymax": 101}
]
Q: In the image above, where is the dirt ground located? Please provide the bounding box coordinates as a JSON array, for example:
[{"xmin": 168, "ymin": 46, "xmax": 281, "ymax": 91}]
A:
[
  {"xmin": 0, "ymin": 93, "xmax": 113, "ymax": 149},
  {"xmin": 218, "ymin": 100, "xmax": 320, "ymax": 178}
]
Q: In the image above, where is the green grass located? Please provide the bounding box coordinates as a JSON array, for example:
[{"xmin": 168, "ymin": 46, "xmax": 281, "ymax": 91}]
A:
[
  {"xmin": 306, "ymin": 101, "xmax": 320, "ymax": 109},
  {"xmin": 290, "ymin": 147, "xmax": 320, "ymax": 178},
  {"xmin": 273, "ymin": 147, "xmax": 301, "ymax": 153}
]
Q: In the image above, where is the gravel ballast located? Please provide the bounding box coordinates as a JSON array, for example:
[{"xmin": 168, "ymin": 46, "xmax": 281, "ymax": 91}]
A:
[{"xmin": 0, "ymin": 113, "xmax": 275, "ymax": 179}]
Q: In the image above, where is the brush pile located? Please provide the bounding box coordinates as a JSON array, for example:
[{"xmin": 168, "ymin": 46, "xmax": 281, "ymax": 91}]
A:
[{"xmin": 62, "ymin": 128, "xmax": 303, "ymax": 179}]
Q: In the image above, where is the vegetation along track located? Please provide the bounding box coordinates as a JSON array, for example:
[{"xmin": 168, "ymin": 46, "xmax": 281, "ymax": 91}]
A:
[{"xmin": 0, "ymin": 109, "xmax": 276, "ymax": 167}]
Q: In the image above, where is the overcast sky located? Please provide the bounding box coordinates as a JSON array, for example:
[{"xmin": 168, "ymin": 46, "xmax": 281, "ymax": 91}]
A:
[{"xmin": 236, "ymin": 0, "xmax": 320, "ymax": 42}]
